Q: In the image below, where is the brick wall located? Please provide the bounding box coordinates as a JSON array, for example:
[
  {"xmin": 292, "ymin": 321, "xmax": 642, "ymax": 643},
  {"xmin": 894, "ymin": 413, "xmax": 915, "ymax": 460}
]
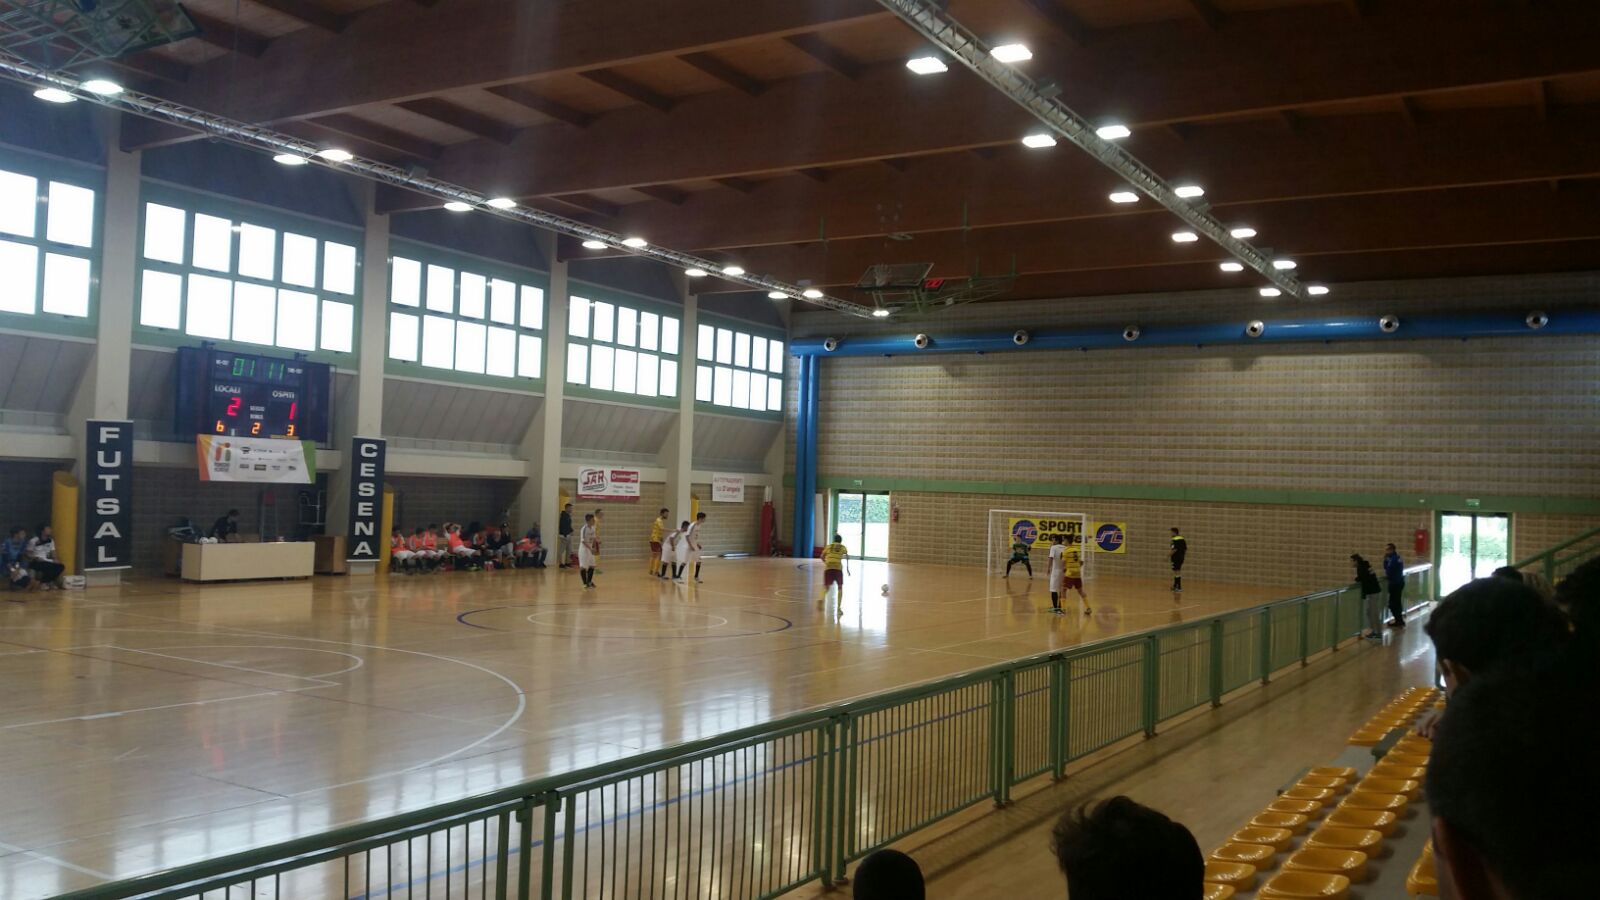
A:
[
  {"xmin": 692, "ymin": 482, "xmax": 764, "ymax": 556},
  {"xmin": 559, "ymin": 478, "xmax": 667, "ymax": 562},
  {"xmin": 0, "ymin": 460, "xmax": 63, "ymax": 539},
  {"xmin": 130, "ymin": 467, "xmax": 318, "ymax": 571},
  {"xmin": 1512, "ymin": 514, "xmax": 1600, "ymax": 563},
  {"xmin": 389, "ymin": 475, "xmax": 521, "ymax": 534}
]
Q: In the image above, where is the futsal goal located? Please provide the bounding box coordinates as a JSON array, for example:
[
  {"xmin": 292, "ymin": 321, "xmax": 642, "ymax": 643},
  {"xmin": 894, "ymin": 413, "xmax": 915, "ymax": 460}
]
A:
[{"xmin": 986, "ymin": 509, "xmax": 1095, "ymax": 579}]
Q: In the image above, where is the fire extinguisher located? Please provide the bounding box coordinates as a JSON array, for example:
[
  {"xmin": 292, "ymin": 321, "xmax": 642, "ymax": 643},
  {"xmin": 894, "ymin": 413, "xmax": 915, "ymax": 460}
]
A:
[
  {"xmin": 891, "ymin": 504, "xmax": 900, "ymax": 523},
  {"xmin": 1414, "ymin": 528, "xmax": 1429, "ymax": 557}
]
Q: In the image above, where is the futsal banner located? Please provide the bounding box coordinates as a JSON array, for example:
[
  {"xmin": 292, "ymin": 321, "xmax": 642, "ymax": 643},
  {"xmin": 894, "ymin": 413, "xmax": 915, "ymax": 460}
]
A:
[
  {"xmin": 85, "ymin": 419, "xmax": 133, "ymax": 571},
  {"xmin": 577, "ymin": 466, "xmax": 641, "ymax": 500},
  {"xmin": 1093, "ymin": 522, "xmax": 1128, "ymax": 553},
  {"xmin": 1008, "ymin": 516, "xmax": 1085, "ymax": 552},
  {"xmin": 196, "ymin": 435, "xmax": 315, "ymax": 483},
  {"xmin": 711, "ymin": 473, "xmax": 746, "ymax": 503},
  {"xmin": 346, "ymin": 436, "xmax": 386, "ymax": 563}
]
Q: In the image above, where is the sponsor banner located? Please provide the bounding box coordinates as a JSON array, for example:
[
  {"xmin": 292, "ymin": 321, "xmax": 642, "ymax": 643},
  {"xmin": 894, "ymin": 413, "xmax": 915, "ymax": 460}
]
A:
[
  {"xmin": 711, "ymin": 473, "xmax": 746, "ymax": 503},
  {"xmin": 196, "ymin": 435, "xmax": 315, "ymax": 483},
  {"xmin": 85, "ymin": 419, "xmax": 133, "ymax": 571},
  {"xmin": 577, "ymin": 466, "xmax": 642, "ymax": 500},
  {"xmin": 347, "ymin": 437, "xmax": 386, "ymax": 563},
  {"xmin": 1008, "ymin": 516, "xmax": 1085, "ymax": 552},
  {"xmin": 1093, "ymin": 522, "xmax": 1128, "ymax": 554}
]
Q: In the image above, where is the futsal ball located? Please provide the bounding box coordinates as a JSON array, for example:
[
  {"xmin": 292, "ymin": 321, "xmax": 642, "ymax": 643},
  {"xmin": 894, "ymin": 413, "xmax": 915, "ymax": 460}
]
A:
[{"xmin": 881, "ymin": 584, "xmax": 889, "ymax": 594}]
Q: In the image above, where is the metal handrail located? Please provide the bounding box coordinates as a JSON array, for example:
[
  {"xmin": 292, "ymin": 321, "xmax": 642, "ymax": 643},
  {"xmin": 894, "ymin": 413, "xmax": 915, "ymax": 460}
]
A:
[{"xmin": 1514, "ymin": 525, "xmax": 1600, "ymax": 583}]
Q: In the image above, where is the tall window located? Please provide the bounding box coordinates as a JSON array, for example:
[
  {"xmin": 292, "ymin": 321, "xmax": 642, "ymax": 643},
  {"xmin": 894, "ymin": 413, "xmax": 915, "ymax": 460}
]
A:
[
  {"xmin": 566, "ymin": 291, "xmax": 680, "ymax": 401},
  {"xmin": 0, "ymin": 160, "xmax": 97, "ymax": 322},
  {"xmin": 136, "ymin": 192, "xmax": 358, "ymax": 356},
  {"xmin": 696, "ymin": 319, "xmax": 784, "ymax": 413},
  {"xmin": 386, "ymin": 248, "xmax": 545, "ymax": 382}
]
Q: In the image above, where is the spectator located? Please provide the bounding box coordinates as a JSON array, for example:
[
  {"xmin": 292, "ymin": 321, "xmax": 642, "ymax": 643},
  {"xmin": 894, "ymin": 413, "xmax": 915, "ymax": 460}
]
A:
[
  {"xmin": 1352, "ymin": 554, "xmax": 1383, "ymax": 639},
  {"xmin": 1426, "ymin": 651, "xmax": 1597, "ymax": 899},
  {"xmin": 558, "ymin": 504, "xmax": 574, "ymax": 569},
  {"xmin": 27, "ymin": 524, "xmax": 65, "ymax": 589},
  {"xmin": 516, "ymin": 527, "xmax": 547, "ymax": 568},
  {"xmin": 446, "ymin": 524, "xmax": 479, "ymax": 563},
  {"xmin": 4, "ymin": 526, "xmax": 33, "ymax": 594},
  {"xmin": 210, "ymin": 508, "xmax": 241, "ymax": 542},
  {"xmin": 1383, "ymin": 542, "xmax": 1407, "ymax": 627},
  {"xmin": 1554, "ymin": 556, "xmax": 1600, "ymax": 641},
  {"xmin": 852, "ymin": 849, "xmax": 924, "ymax": 900},
  {"xmin": 390, "ymin": 529, "xmax": 416, "ymax": 573},
  {"xmin": 1052, "ymin": 796, "xmax": 1202, "ymax": 900}
]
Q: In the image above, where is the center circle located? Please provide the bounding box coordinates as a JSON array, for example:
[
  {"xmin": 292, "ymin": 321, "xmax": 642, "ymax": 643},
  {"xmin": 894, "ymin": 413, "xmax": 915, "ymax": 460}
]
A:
[{"xmin": 527, "ymin": 606, "xmax": 731, "ymax": 633}]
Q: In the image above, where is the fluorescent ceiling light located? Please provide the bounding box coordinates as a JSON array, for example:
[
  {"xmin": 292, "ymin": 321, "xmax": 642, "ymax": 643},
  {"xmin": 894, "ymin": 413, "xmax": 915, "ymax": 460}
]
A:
[
  {"xmin": 1108, "ymin": 191, "xmax": 1139, "ymax": 204},
  {"xmin": 721, "ymin": 266, "xmax": 745, "ymax": 276},
  {"xmin": 272, "ymin": 153, "xmax": 309, "ymax": 166},
  {"xmin": 316, "ymin": 148, "xmax": 353, "ymax": 162},
  {"xmin": 1229, "ymin": 227, "xmax": 1256, "ymax": 239},
  {"xmin": 1095, "ymin": 123, "xmax": 1131, "ymax": 140},
  {"xmin": 81, "ymin": 79, "xmax": 122, "ymax": 96},
  {"xmin": 802, "ymin": 289, "xmax": 824, "ymax": 299},
  {"xmin": 990, "ymin": 43, "xmax": 1032, "ymax": 62},
  {"xmin": 768, "ymin": 291, "xmax": 788, "ymax": 300},
  {"xmin": 905, "ymin": 56, "xmax": 947, "ymax": 75},
  {"xmin": 1021, "ymin": 133, "xmax": 1057, "ymax": 149},
  {"xmin": 1260, "ymin": 287, "xmax": 1282, "ymax": 297},
  {"xmin": 684, "ymin": 267, "xmax": 708, "ymax": 278},
  {"xmin": 1307, "ymin": 285, "xmax": 1330, "ymax": 296},
  {"xmin": 1171, "ymin": 231, "xmax": 1199, "ymax": 243},
  {"xmin": 1273, "ymin": 259, "xmax": 1297, "ymax": 270},
  {"xmin": 1219, "ymin": 262, "xmax": 1245, "ymax": 272},
  {"xmin": 872, "ymin": 308, "xmax": 891, "ymax": 318},
  {"xmin": 621, "ymin": 236, "xmax": 648, "ymax": 248},
  {"xmin": 487, "ymin": 197, "xmax": 517, "ymax": 209},
  {"xmin": 580, "ymin": 239, "xmax": 607, "ymax": 249},
  {"xmin": 443, "ymin": 201, "xmax": 472, "ymax": 212},
  {"xmin": 1173, "ymin": 184, "xmax": 1205, "ymax": 199},
  {"xmin": 33, "ymin": 87, "xmax": 75, "ymax": 103}
]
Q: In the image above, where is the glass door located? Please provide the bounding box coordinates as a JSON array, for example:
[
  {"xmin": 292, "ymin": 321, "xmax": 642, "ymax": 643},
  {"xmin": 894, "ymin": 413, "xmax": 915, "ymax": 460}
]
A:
[
  {"xmin": 1439, "ymin": 512, "xmax": 1511, "ymax": 595},
  {"xmin": 833, "ymin": 492, "xmax": 890, "ymax": 561},
  {"xmin": 863, "ymin": 494, "xmax": 890, "ymax": 560}
]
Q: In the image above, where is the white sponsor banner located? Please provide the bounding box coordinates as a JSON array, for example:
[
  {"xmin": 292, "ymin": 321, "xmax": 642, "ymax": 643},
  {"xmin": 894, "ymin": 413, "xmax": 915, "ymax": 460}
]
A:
[
  {"xmin": 196, "ymin": 435, "xmax": 316, "ymax": 483},
  {"xmin": 711, "ymin": 473, "xmax": 746, "ymax": 503},
  {"xmin": 577, "ymin": 466, "xmax": 642, "ymax": 500}
]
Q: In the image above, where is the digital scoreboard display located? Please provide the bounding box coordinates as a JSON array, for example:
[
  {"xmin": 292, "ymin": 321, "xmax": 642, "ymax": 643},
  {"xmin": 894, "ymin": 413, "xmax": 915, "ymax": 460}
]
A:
[{"xmin": 175, "ymin": 347, "xmax": 332, "ymax": 442}]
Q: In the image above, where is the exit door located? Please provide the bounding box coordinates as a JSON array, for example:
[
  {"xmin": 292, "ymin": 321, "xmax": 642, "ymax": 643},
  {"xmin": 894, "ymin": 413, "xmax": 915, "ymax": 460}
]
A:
[
  {"xmin": 835, "ymin": 492, "xmax": 890, "ymax": 561},
  {"xmin": 1438, "ymin": 513, "xmax": 1510, "ymax": 595}
]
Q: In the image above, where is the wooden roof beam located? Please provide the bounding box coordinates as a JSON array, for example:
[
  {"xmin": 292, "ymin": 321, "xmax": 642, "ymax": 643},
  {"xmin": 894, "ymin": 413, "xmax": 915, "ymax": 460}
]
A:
[
  {"xmin": 250, "ymin": 0, "xmax": 350, "ymax": 33},
  {"xmin": 680, "ymin": 52, "xmax": 768, "ymax": 96},
  {"xmin": 578, "ymin": 69, "xmax": 676, "ymax": 112},
  {"xmin": 1017, "ymin": 0, "xmax": 1095, "ymax": 46},
  {"xmin": 484, "ymin": 85, "xmax": 594, "ymax": 128},
  {"xmin": 305, "ymin": 113, "xmax": 446, "ymax": 160},
  {"xmin": 184, "ymin": 10, "xmax": 271, "ymax": 58},
  {"xmin": 634, "ymin": 185, "xmax": 688, "ymax": 205},
  {"xmin": 1183, "ymin": 0, "xmax": 1226, "ymax": 30},
  {"xmin": 397, "ymin": 98, "xmax": 521, "ymax": 145},
  {"xmin": 783, "ymin": 33, "xmax": 862, "ymax": 80}
]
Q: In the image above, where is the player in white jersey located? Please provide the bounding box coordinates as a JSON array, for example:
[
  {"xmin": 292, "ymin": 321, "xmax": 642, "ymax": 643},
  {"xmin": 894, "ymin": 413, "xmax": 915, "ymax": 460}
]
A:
[
  {"xmin": 577, "ymin": 513, "xmax": 599, "ymax": 589},
  {"xmin": 1047, "ymin": 534, "xmax": 1066, "ymax": 615},
  {"xmin": 685, "ymin": 512, "xmax": 706, "ymax": 583},
  {"xmin": 669, "ymin": 521, "xmax": 690, "ymax": 582}
]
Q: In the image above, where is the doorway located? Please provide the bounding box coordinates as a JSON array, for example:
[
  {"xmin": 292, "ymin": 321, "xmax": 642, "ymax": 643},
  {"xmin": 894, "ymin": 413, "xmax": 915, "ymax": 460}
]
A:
[
  {"xmin": 834, "ymin": 492, "xmax": 890, "ymax": 561},
  {"xmin": 1438, "ymin": 512, "xmax": 1510, "ymax": 596}
]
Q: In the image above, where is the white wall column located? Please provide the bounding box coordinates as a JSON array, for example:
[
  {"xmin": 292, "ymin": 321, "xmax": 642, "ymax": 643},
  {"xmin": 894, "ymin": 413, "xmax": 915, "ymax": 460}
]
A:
[
  {"xmin": 517, "ymin": 230, "xmax": 567, "ymax": 539},
  {"xmin": 659, "ymin": 279, "xmax": 696, "ymax": 524}
]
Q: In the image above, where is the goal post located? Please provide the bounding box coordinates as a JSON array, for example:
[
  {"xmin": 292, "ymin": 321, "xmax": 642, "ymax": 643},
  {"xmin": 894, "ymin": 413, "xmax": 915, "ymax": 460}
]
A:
[{"xmin": 987, "ymin": 509, "xmax": 1094, "ymax": 579}]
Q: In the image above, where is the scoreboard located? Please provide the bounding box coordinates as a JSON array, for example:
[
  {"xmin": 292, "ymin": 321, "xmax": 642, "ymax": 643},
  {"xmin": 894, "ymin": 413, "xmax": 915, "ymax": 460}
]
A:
[{"xmin": 174, "ymin": 347, "xmax": 332, "ymax": 442}]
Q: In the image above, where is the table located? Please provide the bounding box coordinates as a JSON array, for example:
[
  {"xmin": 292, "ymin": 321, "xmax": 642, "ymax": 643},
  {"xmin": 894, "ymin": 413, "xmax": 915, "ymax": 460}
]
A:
[{"xmin": 180, "ymin": 541, "xmax": 315, "ymax": 582}]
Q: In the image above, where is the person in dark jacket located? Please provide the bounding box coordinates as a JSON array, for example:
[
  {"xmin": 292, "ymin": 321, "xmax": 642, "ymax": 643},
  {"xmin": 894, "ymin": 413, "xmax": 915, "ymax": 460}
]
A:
[
  {"xmin": 557, "ymin": 504, "xmax": 574, "ymax": 568},
  {"xmin": 1383, "ymin": 543, "xmax": 1407, "ymax": 627},
  {"xmin": 1353, "ymin": 553, "xmax": 1383, "ymax": 639}
]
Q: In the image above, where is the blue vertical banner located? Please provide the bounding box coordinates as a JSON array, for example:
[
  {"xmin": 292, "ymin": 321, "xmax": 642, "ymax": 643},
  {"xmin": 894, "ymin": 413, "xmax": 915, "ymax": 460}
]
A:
[
  {"xmin": 85, "ymin": 419, "xmax": 133, "ymax": 571},
  {"xmin": 346, "ymin": 436, "xmax": 386, "ymax": 562}
]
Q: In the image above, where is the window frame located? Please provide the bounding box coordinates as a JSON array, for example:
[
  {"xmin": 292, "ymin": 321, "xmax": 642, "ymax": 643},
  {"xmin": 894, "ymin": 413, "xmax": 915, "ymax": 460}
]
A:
[
  {"xmin": 564, "ymin": 280, "xmax": 682, "ymax": 410},
  {"xmin": 694, "ymin": 311, "xmax": 786, "ymax": 420},
  {"xmin": 0, "ymin": 147, "xmax": 103, "ymax": 338}
]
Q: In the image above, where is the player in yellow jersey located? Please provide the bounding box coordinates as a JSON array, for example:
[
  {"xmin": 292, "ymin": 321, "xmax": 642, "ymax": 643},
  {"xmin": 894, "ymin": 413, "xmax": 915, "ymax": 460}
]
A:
[
  {"xmin": 821, "ymin": 534, "xmax": 850, "ymax": 610},
  {"xmin": 649, "ymin": 507, "xmax": 669, "ymax": 577},
  {"xmin": 1062, "ymin": 541, "xmax": 1091, "ymax": 615}
]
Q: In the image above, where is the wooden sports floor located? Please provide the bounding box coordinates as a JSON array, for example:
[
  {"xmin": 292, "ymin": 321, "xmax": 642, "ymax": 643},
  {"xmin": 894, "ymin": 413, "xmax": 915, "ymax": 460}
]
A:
[{"xmin": 0, "ymin": 558, "xmax": 1289, "ymax": 898}]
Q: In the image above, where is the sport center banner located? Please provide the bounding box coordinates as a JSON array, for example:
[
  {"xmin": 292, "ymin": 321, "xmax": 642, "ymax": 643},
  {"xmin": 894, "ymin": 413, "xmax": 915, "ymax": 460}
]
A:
[
  {"xmin": 85, "ymin": 419, "xmax": 133, "ymax": 571},
  {"xmin": 1008, "ymin": 517, "xmax": 1085, "ymax": 552},
  {"xmin": 196, "ymin": 435, "xmax": 316, "ymax": 483},
  {"xmin": 711, "ymin": 473, "xmax": 746, "ymax": 503},
  {"xmin": 577, "ymin": 466, "xmax": 642, "ymax": 500},
  {"xmin": 1093, "ymin": 522, "xmax": 1128, "ymax": 554},
  {"xmin": 347, "ymin": 436, "xmax": 386, "ymax": 563}
]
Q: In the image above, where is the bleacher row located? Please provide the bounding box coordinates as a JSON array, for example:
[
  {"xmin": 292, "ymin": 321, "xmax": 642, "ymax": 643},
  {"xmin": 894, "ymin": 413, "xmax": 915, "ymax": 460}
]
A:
[{"xmin": 1200, "ymin": 687, "xmax": 1443, "ymax": 899}]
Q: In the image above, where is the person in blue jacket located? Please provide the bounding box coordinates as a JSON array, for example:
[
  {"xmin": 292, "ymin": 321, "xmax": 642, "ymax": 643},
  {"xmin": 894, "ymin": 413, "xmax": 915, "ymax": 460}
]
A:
[{"xmin": 1383, "ymin": 542, "xmax": 1407, "ymax": 627}]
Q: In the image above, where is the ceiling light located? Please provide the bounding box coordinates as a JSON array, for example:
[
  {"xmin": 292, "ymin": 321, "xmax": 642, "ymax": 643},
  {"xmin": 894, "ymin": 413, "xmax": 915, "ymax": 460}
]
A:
[
  {"xmin": 1108, "ymin": 191, "xmax": 1139, "ymax": 204},
  {"xmin": 1229, "ymin": 227, "xmax": 1256, "ymax": 239},
  {"xmin": 1095, "ymin": 123, "xmax": 1131, "ymax": 141},
  {"xmin": 802, "ymin": 289, "xmax": 824, "ymax": 299},
  {"xmin": 1219, "ymin": 262, "xmax": 1245, "ymax": 272},
  {"xmin": 316, "ymin": 148, "xmax": 353, "ymax": 162},
  {"xmin": 1173, "ymin": 184, "xmax": 1205, "ymax": 199},
  {"xmin": 1307, "ymin": 284, "xmax": 1330, "ymax": 296},
  {"xmin": 272, "ymin": 153, "xmax": 309, "ymax": 166},
  {"xmin": 1171, "ymin": 231, "xmax": 1199, "ymax": 243},
  {"xmin": 81, "ymin": 79, "xmax": 122, "ymax": 96},
  {"xmin": 487, "ymin": 197, "xmax": 517, "ymax": 209},
  {"xmin": 443, "ymin": 201, "xmax": 472, "ymax": 212},
  {"xmin": 990, "ymin": 43, "xmax": 1032, "ymax": 63},
  {"xmin": 872, "ymin": 308, "xmax": 891, "ymax": 318},
  {"xmin": 767, "ymin": 291, "xmax": 788, "ymax": 300},
  {"xmin": 580, "ymin": 239, "xmax": 607, "ymax": 249},
  {"xmin": 621, "ymin": 236, "xmax": 648, "ymax": 248},
  {"xmin": 1273, "ymin": 259, "xmax": 1297, "ymax": 270},
  {"xmin": 720, "ymin": 266, "xmax": 745, "ymax": 277},
  {"xmin": 34, "ymin": 87, "xmax": 75, "ymax": 104},
  {"xmin": 1260, "ymin": 287, "xmax": 1282, "ymax": 297},
  {"xmin": 1021, "ymin": 133, "xmax": 1057, "ymax": 149},
  {"xmin": 684, "ymin": 267, "xmax": 708, "ymax": 278},
  {"xmin": 905, "ymin": 56, "xmax": 947, "ymax": 75}
]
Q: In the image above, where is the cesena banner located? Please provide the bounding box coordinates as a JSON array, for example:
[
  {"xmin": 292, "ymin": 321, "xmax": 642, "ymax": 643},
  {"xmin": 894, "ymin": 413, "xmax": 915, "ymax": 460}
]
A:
[
  {"xmin": 711, "ymin": 473, "xmax": 745, "ymax": 503},
  {"xmin": 85, "ymin": 419, "xmax": 132, "ymax": 571},
  {"xmin": 347, "ymin": 436, "xmax": 385, "ymax": 563},
  {"xmin": 577, "ymin": 466, "xmax": 641, "ymax": 500},
  {"xmin": 1008, "ymin": 516, "xmax": 1085, "ymax": 552},
  {"xmin": 196, "ymin": 435, "xmax": 316, "ymax": 483}
]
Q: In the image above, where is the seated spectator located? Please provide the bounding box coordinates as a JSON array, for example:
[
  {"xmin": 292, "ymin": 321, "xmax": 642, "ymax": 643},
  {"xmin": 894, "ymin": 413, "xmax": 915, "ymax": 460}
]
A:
[
  {"xmin": 4, "ymin": 526, "xmax": 34, "ymax": 594},
  {"xmin": 26, "ymin": 524, "xmax": 65, "ymax": 590},
  {"xmin": 1554, "ymin": 556, "xmax": 1600, "ymax": 643},
  {"xmin": 390, "ymin": 529, "xmax": 416, "ymax": 573},
  {"xmin": 446, "ymin": 524, "xmax": 479, "ymax": 562},
  {"xmin": 1426, "ymin": 650, "xmax": 1597, "ymax": 899},
  {"xmin": 210, "ymin": 508, "xmax": 242, "ymax": 542},
  {"xmin": 852, "ymin": 848, "xmax": 924, "ymax": 900},
  {"xmin": 516, "ymin": 527, "xmax": 547, "ymax": 568},
  {"xmin": 1051, "ymin": 796, "xmax": 1203, "ymax": 900},
  {"xmin": 486, "ymin": 524, "xmax": 515, "ymax": 562}
]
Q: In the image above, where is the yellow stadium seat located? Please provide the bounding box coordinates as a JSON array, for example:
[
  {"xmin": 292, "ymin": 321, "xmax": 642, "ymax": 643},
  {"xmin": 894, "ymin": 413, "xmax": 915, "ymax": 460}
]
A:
[
  {"xmin": 1338, "ymin": 792, "xmax": 1408, "ymax": 813},
  {"xmin": 1297, "ymin": 775, "xmax": 1349, "ymax": 793},
  {"xmin": 1407, "ymin": 847, "xmax": 1438, "ymax": 896},
  {"xmin": 1205, "ymin": 860, "xmax": 1258, "ymax": 889},
  {"xmin": 1269, "ymin": 798, "xmax": 1325, "ymax": 816},
  {"xmin": 1325, "ymin": 808, "xmax": 1397, "ymax": 836},
  {"xmin": 1393, "ymin": 740, "xmax": 1432, "ymax": 755},
  {"xmin": 1258, "ymin": 871, "xmax": 1352, "ymax": 899},
  {"xmin": 1283, "ymin": 847, "xmax": 1369, "ymax": 883},
  {"xmin": 1252, "ymin": 811, "xmax": 1310, "ymax": 834},
  {"xmin": 1202, "ymin": 884, "xmax": 1237, "ymax": 900},
  {"xmin": 1384, "ymin": 753, "xmax": 1431, "ymax": 767},
  {"xmin": 1348, "ymin": 731, "xmax": 1387, "ymax": 747},
  {"xmin": 1282, "ymin": 786, "xmax": 1336, "ymax": 804},
  {"xmin": 1308, "ymin": 766, "xmax": 1357, "ymax": 780},
  {"xmin": 1231, "ymin": 826, "xmax": 1295, "ymax": 851},
  {"xmin": 1305, "ymin": 826, "xmax": 1384, "ymax": 855},
  {"xmin": 1369, "ymin": 764, "xmax": 1425, "ymax": 780},
  {"xmin": 1211, "ymin": 842, "xmax": 1278, "ymax": 869},
  {"xmin": 1357, "ymin": 777, "xmax": 1421, "ymax": 800}
]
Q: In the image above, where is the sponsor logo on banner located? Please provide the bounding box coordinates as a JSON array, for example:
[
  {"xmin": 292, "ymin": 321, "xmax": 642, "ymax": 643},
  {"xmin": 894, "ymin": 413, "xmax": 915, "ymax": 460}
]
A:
[
  {"xmin": 347, "ymin": 437, "xmax": 386, "ymax": 562},
  {"xmin": 195, "ymin": 435, "xmax": 316, "ymax": 483},
  {"xmin": 711, "ymin": 473, "xmax": 745, "ymax": 503},
  {"xmin": 1008, "ymin": 517, "xmax": 1084, "ymax": 552},
  {"xmin": 1094, "ymin": 522, "xmax": 1127, "ymax": 553},
  {"xmin": 577, "ymin": 467, "xmax": 642, "ymax": 500},
  {"xmin": 85, "ymin": 419, "xmax": 133, "ymax": 571}
]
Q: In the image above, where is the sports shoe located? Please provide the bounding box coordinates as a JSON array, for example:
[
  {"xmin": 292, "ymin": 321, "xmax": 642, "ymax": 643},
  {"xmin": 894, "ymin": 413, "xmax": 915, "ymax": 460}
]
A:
[
  {"xmin": 1084, "ymin": 607, "xmax": 1092, "ymax": 615},
  {"xmin": 1365, "ymin": 630, "xmax": 1381, "ymax": 639},
  {"xmin": 695, "ymin": 578, "xmax": 704, "ymax": 584}
]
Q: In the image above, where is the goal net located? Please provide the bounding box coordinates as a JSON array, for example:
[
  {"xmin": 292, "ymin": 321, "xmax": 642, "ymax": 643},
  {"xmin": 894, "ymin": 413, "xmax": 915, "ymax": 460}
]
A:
[{"xmin": 987, "ymin": 509, "xmax": 1094, "ymax": 580}]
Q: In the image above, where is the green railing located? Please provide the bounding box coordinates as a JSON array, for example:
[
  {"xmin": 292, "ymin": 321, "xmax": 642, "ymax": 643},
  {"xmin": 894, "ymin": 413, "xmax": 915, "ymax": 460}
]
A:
[
  {"xmin": 1515, "ymin": 525, "xmax": 1600, "ymax": 584},
  {"xmin": 55, "ymin": 566, "xmax": 1431, "ymax": 900}
]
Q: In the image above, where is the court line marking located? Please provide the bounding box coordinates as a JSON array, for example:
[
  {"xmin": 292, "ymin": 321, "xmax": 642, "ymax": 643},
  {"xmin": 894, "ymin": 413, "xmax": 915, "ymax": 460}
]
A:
[
  {"xmin": 3, "ymin": 692, "xmax": 285, "ymax": 731},
  {"xmin": 106, "ymin": 647, "xmax": 341, "ymax": 688},
  {"xmin": 142, "ymin": 645, "xmax": 367, "ymax": 680},
  {"xmin": 456, "ymin": 606, "xmax": 793, "ymax": 640},
  {"xmin": 0, "ymin": 839, "xmax": 115, "ymax": 881}
]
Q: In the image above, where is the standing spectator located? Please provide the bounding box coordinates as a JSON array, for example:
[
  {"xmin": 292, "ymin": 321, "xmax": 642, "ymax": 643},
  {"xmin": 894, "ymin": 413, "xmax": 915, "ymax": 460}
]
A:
[
  {"xmin": 27, "ymin": 524, "xmax": 65, "ymax": 590},
  {"xmin": 852, "ymin": 849, "xmax": 924, "ymax": 900},
  {"xmin": 1168, "ymin": 528, "xmax": 1187, "ymax": 592},
  {"xmin": 1383, "ymin": 542, "xmax": 1408, "ymax": 627},
  {"xmin": 1052, "ymin": 796, "xmax": 1203, "ymax": 900},
  {"xmin": 1352, "ymin": 553, "xmax": 1383, "ymax": 639},
  {"xmin": 4, "ymin": 526, "xmax": 34, "ymax": 594},
  {"xmin": 557, "ymin": 504, "xmax": 574, "ymax": 568}
]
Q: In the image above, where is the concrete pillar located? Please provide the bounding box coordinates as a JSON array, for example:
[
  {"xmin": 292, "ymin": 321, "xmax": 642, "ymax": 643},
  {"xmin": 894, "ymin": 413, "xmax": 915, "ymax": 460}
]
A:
[
  {"xmin": 659, "ymin": 280, "xmax": 696, "ymax": 523},
  {"xmin": 517, "ymin": 230, "xmax": 567, "ymax": 538}
]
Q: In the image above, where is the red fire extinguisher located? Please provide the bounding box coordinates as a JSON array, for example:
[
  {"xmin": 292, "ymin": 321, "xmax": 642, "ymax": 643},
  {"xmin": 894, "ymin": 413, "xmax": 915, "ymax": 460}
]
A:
[{"xmin": 1414, "ymin": 528, "xmax": 1429, "ymax": 557}]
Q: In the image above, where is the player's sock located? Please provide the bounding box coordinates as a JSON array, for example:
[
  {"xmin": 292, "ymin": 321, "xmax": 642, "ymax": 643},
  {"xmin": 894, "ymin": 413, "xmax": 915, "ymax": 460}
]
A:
[{"xmin": 1051, "ymin": 591, "xmax": 1060, "ymax": 610}]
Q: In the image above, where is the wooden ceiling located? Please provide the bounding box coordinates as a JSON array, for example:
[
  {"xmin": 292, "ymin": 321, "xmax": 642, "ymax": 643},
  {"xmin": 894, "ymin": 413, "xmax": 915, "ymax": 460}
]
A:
[{"xmin": 91, "ymin": 0, "xmax": 1600, "ymax": 307}]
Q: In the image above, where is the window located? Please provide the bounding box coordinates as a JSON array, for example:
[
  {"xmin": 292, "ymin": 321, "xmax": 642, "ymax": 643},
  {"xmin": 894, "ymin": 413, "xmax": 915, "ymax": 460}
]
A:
[
  {"xmin": 694, "ymin": 319, "xmax": 785, "ymax": 414},
  {"xmin": 386, "ymin": 249, "xmax": 545, "ymax": 382},
  {"xmin": 136, "ymin": 194, "xmax": 358, "ymax": 357},
  {"xmin": 565, "ymin": 291, "xmax": 681, "ymax": 402},
  {"xmin": 0, "ymin": 161, "xmax": 98, "ymax": 321}
]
